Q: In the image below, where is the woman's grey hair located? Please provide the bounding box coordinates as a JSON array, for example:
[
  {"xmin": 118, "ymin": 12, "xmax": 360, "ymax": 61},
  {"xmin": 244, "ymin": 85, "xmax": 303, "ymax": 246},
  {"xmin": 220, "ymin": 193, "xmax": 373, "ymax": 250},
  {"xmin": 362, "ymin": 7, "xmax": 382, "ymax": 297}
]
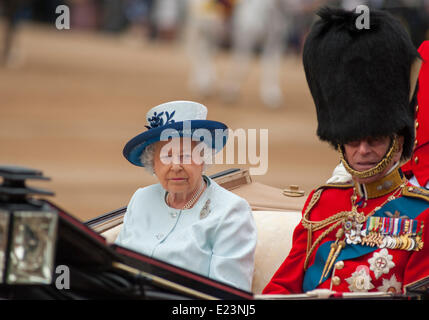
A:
[
  {"xmin": 140, "ymin": 143, "xmax": 156, "ymax": 174},
  {"xmin": 140, "ymin": 141, "xmax": 214, "ymax": 175}
]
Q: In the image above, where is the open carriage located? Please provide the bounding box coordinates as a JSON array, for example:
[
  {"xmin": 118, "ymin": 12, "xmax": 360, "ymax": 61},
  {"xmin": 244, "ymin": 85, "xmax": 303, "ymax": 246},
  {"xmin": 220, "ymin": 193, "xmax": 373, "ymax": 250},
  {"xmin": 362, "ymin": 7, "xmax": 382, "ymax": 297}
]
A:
[{"xmin": 0, "ymin": 165, "xmax": 427, "ymax": 300}]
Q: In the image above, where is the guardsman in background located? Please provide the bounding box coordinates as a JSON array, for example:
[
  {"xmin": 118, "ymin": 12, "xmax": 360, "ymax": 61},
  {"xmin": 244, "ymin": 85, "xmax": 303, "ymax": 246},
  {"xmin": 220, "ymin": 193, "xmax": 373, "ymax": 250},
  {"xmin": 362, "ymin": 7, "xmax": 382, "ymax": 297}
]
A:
[
  {"xmin": 402, "ymin": 41, "xmax": 429, "ymax": 189},
  {"xmin": 186, "ymin": 0, "xmax": 238, "ymax": 98},
  {"xmin": 263, "ymin": 7, "xmax": 429, "ymax": 294}
]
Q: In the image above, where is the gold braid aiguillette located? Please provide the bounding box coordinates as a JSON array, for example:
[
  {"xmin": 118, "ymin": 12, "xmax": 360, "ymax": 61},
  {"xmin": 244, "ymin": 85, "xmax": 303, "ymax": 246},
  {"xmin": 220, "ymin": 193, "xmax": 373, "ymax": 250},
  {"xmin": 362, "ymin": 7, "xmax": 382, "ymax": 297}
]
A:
[{"xmin": 319, "ymin": 228, "xmax": 344, "ymax": 284}]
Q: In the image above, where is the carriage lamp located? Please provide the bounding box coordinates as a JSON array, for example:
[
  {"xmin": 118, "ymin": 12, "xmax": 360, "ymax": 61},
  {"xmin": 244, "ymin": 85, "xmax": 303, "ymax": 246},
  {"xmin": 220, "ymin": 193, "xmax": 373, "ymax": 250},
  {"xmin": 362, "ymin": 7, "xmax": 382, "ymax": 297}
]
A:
[
  {"xmin": 0, "ymin": 165, "xmax": 57, "ymax": 285},
  {"xmin": 0, "ymin": 210, "xmax": 9, "ymax": 282}
]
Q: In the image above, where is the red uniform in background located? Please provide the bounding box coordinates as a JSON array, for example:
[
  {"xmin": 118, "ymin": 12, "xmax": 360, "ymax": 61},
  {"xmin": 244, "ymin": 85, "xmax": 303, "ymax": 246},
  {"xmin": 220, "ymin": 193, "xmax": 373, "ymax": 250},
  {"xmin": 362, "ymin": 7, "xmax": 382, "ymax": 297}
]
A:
[{"xmin": 403, "ymin": 41, "xmax": 429, "ymax": 188}]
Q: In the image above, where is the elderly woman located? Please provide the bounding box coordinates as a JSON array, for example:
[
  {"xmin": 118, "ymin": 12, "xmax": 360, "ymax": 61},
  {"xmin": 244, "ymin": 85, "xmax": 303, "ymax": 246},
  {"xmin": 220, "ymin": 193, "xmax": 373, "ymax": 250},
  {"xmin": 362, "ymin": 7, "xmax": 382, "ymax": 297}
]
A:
[{"xmin": 115, "ymin": 100, "xmax": 257, "ymax": 292}]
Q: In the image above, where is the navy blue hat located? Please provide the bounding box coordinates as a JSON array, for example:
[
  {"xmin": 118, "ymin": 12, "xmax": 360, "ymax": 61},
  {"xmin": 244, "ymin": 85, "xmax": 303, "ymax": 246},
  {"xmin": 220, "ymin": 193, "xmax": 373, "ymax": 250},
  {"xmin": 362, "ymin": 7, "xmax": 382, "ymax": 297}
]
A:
[{"xmin": 123, "ymin": 101, "xmax": 228, "ymax": 167}]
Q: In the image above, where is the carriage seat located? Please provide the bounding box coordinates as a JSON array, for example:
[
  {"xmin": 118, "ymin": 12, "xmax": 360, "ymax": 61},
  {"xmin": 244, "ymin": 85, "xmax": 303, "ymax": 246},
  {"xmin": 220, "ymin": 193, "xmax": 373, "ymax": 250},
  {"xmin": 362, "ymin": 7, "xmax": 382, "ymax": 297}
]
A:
[
  {"xmin": 99, "ymin": 169, "xmax": 304, "ymax": 294},
  {"xmin": 101, "ymin": 209, "xmax": 301, "ymax": 294}
]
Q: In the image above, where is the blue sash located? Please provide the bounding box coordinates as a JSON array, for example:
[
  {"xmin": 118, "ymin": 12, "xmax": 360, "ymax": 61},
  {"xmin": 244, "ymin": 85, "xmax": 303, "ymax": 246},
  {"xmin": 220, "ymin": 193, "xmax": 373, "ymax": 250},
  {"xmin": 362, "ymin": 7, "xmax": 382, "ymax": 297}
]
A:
[{"xmin": 302, "ymin": 196, "xmax": 428, "ymax": 292}]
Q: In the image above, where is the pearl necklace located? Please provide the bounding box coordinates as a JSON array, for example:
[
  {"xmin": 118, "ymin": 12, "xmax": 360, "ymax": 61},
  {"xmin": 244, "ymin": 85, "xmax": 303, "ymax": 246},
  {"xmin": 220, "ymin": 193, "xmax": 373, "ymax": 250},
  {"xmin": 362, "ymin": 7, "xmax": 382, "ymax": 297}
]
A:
[{"xmin": 166, "ymin": 179, "xmax": 206, "ymax": 210}]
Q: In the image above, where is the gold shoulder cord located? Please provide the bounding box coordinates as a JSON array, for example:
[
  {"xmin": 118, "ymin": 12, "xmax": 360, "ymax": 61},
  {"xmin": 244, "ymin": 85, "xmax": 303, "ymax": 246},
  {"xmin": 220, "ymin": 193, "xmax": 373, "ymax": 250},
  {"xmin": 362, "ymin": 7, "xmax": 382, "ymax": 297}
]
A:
[
  {"xmin": 301, "ymin": 188, "xmax": 350, "ymax": 270},
  {"xmin": 302, "ymin": 184, "xmax": 406, "ymax": 271}
]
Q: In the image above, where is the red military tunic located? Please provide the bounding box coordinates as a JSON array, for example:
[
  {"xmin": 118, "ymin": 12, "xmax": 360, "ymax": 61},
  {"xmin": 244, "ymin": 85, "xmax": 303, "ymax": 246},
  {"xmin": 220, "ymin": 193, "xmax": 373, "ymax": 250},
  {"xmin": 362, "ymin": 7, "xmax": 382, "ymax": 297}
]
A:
[
  {"xmin": 263, "ymin": 168, "xmax": 429, "ymax": 294},
  {"xmin": 402, "ymin": 41, "xmax": 429, "ymax": 187}
]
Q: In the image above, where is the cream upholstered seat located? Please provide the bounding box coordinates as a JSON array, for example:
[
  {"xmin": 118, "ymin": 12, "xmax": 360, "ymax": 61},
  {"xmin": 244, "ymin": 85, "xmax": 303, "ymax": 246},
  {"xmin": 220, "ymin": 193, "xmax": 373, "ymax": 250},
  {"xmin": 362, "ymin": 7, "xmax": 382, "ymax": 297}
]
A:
[
  {"xmin": 101, "ymin": 209, "xmax": 301, "ymax": 294},
  {"xmin": 211, "ymin": 170, "xmax": 305, "ymax": 293},
  {"xmin": 102, "ymin": 224, "xmax": 122, "ymax": 244},
  {"xmin": 251, "ymin": 210, "xmax": 301, "ymax": 293}
]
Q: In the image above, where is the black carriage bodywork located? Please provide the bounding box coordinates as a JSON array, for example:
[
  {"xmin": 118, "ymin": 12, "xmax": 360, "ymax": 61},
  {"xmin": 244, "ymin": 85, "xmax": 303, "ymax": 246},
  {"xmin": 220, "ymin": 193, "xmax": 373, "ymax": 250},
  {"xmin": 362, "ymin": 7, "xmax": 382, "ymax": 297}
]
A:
[{"xmin": 0, "ymin": 165, "xmax": 427, "ymax": 300}]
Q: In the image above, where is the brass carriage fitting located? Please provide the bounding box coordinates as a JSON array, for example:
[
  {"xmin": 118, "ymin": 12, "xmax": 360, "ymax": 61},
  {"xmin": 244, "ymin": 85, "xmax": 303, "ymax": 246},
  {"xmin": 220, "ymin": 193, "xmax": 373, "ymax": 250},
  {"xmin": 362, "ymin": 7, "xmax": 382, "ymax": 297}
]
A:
[{"xmin": 283, "ymin": 185, "xmax": 305, "ymax": 197}]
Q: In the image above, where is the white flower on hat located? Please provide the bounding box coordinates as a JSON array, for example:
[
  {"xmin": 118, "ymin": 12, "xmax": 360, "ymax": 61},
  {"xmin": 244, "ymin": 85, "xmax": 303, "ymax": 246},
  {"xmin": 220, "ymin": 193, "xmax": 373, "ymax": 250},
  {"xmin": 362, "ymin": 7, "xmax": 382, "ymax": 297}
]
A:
[{"xmin": 145, "ymin": 101, "xmax": 208, "ymax": 129}]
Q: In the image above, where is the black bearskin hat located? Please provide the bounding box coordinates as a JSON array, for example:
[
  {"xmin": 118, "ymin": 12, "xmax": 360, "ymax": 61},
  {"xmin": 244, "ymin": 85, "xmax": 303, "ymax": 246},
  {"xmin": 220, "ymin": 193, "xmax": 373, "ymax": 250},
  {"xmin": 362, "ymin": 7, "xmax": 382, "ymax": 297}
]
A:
[{"xmin": 303, "ymin": 7, "xmax": 420, "ymax": 159}]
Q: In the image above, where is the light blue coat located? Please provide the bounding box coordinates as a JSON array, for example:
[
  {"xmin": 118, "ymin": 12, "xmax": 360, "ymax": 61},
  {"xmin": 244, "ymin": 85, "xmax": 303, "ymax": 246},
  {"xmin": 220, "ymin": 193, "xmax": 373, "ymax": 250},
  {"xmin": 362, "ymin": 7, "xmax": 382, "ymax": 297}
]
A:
[{"xmin": 115, "ymin": 176, "xmax": 257, "ymax": 292}]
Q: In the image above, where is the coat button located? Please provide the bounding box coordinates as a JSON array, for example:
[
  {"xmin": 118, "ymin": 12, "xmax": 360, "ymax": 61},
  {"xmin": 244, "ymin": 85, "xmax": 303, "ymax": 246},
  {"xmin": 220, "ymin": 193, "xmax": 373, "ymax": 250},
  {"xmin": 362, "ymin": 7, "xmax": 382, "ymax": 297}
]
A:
[
  {"xmin": 335, "ymin": 261, "xmax": 345, "ymax": 270},
  {"xmin": 415, "ymin": 156, "xmax": 419, "ymax": 164},
  {"xmin": 331, "ymin": 276, "xmax": 341, "ymax": 286},
  {"xmin": 415, "ymin": 121, "xmax": 419, "ymax": 129}
]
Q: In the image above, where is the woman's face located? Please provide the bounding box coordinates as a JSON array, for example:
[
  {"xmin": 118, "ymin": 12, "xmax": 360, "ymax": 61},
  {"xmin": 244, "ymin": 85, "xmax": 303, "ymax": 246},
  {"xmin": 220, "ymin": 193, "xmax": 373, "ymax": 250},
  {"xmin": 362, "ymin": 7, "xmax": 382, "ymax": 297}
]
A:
[{"xmin": 153, "ymin": 138, "xmax": 204, "ymax": 195}]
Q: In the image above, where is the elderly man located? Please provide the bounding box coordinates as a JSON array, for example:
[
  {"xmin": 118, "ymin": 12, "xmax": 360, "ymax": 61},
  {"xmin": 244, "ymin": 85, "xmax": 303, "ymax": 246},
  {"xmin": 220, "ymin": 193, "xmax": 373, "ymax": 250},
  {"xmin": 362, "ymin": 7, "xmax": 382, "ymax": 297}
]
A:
[{"xmin": 263, "ymin": 7, "xmax": 429, "ymax": 294}]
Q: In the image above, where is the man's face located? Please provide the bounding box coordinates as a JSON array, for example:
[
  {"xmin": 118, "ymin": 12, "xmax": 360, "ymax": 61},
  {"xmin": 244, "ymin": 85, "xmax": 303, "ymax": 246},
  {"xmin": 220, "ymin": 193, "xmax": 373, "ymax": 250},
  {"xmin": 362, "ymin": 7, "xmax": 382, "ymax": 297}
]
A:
[{"xmin": 343, "ymin": 135, "xmax": 403, "ymax": 184}]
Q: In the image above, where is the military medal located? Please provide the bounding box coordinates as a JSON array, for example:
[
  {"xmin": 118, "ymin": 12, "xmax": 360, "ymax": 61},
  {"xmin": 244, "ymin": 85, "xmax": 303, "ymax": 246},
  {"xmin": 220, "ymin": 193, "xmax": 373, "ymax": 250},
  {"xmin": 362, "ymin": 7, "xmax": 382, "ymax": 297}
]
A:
[
  {"xmin": 368, "ymin": 249, "xmax": 395, "ymax": 279},
  {"xmin": 361, "ymin": 216, "xmax": 424, "ymax": 251},
  {"xmin": 377, "ymin": 274, "xmax": 402, "ymax": 293},
  {"xmin": 344, "ymin": 207, "xmax": 365, "ymax": 245},
  {"xmin": 345, "ymin": 266, "xmax": 375, "ymax": 292}
]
